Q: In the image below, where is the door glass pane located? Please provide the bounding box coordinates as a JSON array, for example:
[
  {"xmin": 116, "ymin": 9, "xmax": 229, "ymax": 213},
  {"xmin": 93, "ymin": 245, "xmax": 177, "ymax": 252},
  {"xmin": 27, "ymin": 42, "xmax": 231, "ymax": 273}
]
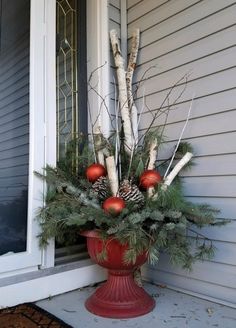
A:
[
  {"xmin": 0, "ymin": 0, "xmax": 30, "ymax": 255},
  {"xmin": 55, "ymin": 0, "xmax": 87, "ymax": 257},
  {"xmin": 56, "ymin": 0, "xmax": 78, "ymax": 160}
]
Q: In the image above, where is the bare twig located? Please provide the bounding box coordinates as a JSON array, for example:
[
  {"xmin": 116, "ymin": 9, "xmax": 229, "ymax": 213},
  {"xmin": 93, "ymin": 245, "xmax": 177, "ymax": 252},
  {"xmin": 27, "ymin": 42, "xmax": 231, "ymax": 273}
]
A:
[
  {"xmin": 87, "ymin": 98, "xmax": 97, "ymax": 163},
  {"xmin": 137, "ymin": 73, "xmax": 189, "ymax": 145},
  {"xmin": 163, "ymin": 93, "xmax": 195, "ymax": 179}
]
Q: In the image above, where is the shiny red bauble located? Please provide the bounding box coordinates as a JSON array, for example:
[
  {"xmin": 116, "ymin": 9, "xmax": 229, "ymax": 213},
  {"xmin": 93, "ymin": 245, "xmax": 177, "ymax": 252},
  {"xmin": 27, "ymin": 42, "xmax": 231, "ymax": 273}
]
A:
[
  {"xmin": 102, "ymin": 197, "xmax": 126, "ymax": 216},
  {"xmin": 86, "ymin": 163, "xmax": 107, "ymax": 183},
  {"xmin": 139, "ymin": 169, "xmax": 162, "ymax": 189}
]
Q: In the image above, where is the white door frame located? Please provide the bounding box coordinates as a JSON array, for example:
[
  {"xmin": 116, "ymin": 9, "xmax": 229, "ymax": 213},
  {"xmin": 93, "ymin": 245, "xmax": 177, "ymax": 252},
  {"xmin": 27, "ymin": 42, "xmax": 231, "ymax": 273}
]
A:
[
  {"xmin": 0, "ymin": 0, "xmax": 110, "ymax": 306},
  {"xmin": 0, "ymin": 0, "xmax": 110, "ymax": 292},
  {"xmin": 0, "ymin": 0, "xmax": 56, "ymax": 277}
]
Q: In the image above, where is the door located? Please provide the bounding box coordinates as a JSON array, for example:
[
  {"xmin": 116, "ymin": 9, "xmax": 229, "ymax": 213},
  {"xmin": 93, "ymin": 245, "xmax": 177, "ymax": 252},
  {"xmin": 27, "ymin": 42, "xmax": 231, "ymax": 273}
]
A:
[{"xmin": 0, "ymin": 0, "xmax": 49, "ymax": 276}]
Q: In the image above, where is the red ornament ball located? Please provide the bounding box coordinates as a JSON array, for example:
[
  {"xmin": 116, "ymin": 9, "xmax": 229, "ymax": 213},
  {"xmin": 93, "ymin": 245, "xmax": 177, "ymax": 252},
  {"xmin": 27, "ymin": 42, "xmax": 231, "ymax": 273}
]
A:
[
  {"xmin": 102, "ymin": 197, "xmax": 126, "ymax": 216},
  {"xmin": 139, "ymin": 170, "xmax": 162, "ymax": 189},
  {"xmin": 86, "ymin": 163, "xmax": 107, "ymax": 183}
]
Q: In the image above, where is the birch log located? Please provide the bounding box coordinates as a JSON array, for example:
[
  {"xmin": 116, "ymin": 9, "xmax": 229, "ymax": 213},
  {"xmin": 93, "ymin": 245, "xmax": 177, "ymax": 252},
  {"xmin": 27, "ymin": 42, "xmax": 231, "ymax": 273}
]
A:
[
  {"xmin": 106, "ymin": 155, "xmax": 119, "ymax": 196},
  {"xmin": 147, "ymin": 139, "xmax": 158, "ymax": 170},
  {"xmin": 162, "ymin": 152, "xmax": 193, "ymax": 190},
  {"xmin": 94, "ymin": 127, "xmax": 105, "ymax": 166},
  {"xmin": 127, "ymin": 28, "xmax": 140, "ymax": 145},
  {"xmin": 147, "ymin": 139, "xmax": 158, "ymax": 198},
  {"xmin": 110, "ymin": 29, "xmax": 133, "ymax": 155}
]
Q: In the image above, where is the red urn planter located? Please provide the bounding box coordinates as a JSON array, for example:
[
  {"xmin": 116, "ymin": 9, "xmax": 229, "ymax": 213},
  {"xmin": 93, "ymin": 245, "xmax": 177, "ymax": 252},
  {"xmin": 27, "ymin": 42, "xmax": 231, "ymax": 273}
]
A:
[{"xmin": 81, "ymin": 230, "xmax": 155, "ymax": 319}]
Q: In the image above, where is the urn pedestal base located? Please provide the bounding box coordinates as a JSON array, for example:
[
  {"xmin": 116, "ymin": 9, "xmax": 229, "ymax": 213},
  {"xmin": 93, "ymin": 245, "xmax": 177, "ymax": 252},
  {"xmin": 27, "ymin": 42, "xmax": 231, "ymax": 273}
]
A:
[
  {"xmin": 81, "ymin": 230, "xmax": 155, "ymax": 319},
  {"xmin": 86, "ymin": 269, "xmax": 155, "ymax": 318}
]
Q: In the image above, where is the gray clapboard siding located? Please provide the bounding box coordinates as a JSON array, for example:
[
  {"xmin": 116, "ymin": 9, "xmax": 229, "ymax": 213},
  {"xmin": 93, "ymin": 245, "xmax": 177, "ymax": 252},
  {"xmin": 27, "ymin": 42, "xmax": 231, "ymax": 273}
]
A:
[
  {"xmin": 0, "ymin": 135, "xmax": 28, "ymax": 152},
  {"xmin": 145, "ymin": 266, "xmax": 236, "ymax": 305},
  {"xmin": 128, "ymin": 0, "xmax": 170, "ymax": 25},
  {"xmin": 146, "ymin": 259, "xmax": 236, "ymax": 290},
  {"xmin": 185, "ymin": 197, "xmax": 236, "ymax": 219},
  {"xmin": 109, "ymin": 0, "xmax": 120, "ymax": 9},
  {"xmin": 136, "ymin": 12, "xmax": 236, "ymax": 67},
  {"xmin": 135, "ymin": 46, "xmax": 236, "ymax": 99},
  {"xmin": 139, "ymin": 89, "xmax": 236, "ymax": 128},
  {"xmin": 128, "ymin": 0, "xmax": 236, "ymax": 304},
  {"xmin": 0, "ymin": 163, "xmax": 28, "ymax": 175},
  {"xmin": 0, "ymin": 59, "xmax": 28, "ymax": 88},
  {"xmin": 139, "ymin": 111, "xmax": 236, "ymax": 142},
  {"xmin": 136, "ymin": 68, "xmax": 236, "ymax": 114},
  {"xmin": 0, "ymin": 152, "xmax": 28, "ymax": 168},
  {"xmin": 135, "ymin": 25, "xmax": 236, "ymax": 81},
  {"xmin": 0, "ymin": 124, "xmax": 28, "ymax": 145},
  {"xmin": 179, "ymin": 154, "xmax": 236, "ymax": 177},
  {"xmin": 127, "ymin": 0, "xmax": 143, "ymax": 10},
  {"xmin": 195, "ymin": 221, "xmax": 236, "ymax": 243},
  {"xmin": 157, "ymin": 132, "xmax": 236, "ymax": 160},
  {"xmin": 183, "ymin": 176, "xmax": 236, "ymax": 198},
  {"xmin": 0, "ymin": 144, "xmax": 29, "ymax": 160},
  {"xmin": 128, "ymin": 0, "xmax": 236, "ymax": 40},
  {"xmin": 109, "ymin": 3, "xmax": 121, "ymax": 24},
  {"xmin": 0, "ymin": 175, "xmax": 28, "ymax": 189}
]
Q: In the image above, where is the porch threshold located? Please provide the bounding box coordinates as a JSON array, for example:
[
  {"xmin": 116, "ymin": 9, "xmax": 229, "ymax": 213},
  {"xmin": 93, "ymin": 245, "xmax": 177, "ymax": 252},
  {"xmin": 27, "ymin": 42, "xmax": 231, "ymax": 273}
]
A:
[
  {"xmin": 0, "ymin": 260, "xmax": 107, "ymax": 308},
  {"xmin": 0, "ymin": 258, "xmax": 92, "ymax": 288}
]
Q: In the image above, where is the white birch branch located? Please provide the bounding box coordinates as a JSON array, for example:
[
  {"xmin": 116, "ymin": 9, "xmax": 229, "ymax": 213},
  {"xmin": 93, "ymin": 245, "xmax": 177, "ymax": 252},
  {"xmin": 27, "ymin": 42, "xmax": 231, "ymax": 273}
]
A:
[
  {"xmin": 147, "ymin": 139, "xmax": 158, "ymax": 170},
  {"xmin": 164, "ymin": 94, "xmax": 194, "ymax": 179},
  {"xmin": 147, "ymin": 139, "xmax": 158, "ymax": 198},
  {"xmin": 127, "ymin": 28, "xmax": 140, "ymax": 145},
  {"xmin": 94, "ymin": 127, "xmax": 105, "ymax": 166},
  {"xmin": 110, "ymin": 29, "xmax": 133, "ymax": 154},
  {"xmin": 106, "ymin": 155, "xmax": 119, "ymax": 196},
  {"xmin": 162, "ymin": 152, "xmax": 193, "ymax": 189}
]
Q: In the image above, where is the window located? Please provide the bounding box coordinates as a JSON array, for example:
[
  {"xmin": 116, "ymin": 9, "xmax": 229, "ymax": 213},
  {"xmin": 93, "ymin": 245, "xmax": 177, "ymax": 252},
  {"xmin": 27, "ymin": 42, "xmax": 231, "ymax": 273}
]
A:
[{"xmin": 0, "ymin": 0, "xmax": 30, "ymax": 255}]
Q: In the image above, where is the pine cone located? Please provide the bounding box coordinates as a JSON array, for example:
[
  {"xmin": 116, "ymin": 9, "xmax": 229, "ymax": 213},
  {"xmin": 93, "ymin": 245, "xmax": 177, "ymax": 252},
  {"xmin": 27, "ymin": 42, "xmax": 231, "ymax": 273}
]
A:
[
  {"xmin": 119, "ymin": 179, "xmax": 144, "ymax": 207},
  {"xmin": 92, "ymin": 176, "xmax": 110, "ymax": 201}
]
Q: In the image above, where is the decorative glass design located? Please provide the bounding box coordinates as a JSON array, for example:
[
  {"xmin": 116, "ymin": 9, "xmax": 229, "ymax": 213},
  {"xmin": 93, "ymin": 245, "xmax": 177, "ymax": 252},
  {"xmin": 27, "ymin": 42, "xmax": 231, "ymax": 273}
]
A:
[{"xmin": 56, "ymin": 0, "xmax": 78, "ymax": 160}]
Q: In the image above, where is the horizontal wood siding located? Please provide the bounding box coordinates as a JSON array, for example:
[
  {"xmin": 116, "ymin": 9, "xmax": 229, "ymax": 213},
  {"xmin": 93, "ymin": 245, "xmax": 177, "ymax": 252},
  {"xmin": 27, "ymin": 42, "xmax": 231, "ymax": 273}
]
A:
[{"xmin": 128, "ymin": 0, "xmax": 236, "ymax": 305}]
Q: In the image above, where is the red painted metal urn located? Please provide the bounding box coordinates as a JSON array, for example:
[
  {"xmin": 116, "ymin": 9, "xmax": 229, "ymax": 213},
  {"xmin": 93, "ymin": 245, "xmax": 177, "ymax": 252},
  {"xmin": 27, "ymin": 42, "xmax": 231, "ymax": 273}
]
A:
[{"xmin": 81, "ymin": 230, "xmax": 155, "ymax": 318}]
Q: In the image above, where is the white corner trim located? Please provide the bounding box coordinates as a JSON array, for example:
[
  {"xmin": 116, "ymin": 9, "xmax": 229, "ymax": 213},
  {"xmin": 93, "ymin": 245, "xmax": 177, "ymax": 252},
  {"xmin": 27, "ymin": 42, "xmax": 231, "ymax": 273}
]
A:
[{"xmin": 86, "ymin": 0, "xmax": 110, "ymax": 138}]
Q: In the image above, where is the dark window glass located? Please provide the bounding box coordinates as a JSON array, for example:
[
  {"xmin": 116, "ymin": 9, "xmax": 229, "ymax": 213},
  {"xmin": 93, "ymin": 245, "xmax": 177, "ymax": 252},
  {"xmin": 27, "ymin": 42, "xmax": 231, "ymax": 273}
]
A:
[{"xmin": 0, "ymin": 0, "xmax": 30, "ymax": 255}]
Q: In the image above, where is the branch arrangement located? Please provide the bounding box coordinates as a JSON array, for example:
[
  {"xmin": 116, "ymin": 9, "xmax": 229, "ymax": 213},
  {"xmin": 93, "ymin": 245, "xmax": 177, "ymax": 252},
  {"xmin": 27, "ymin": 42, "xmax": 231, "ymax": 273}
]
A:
[
  {"xmin": 101, "ymin": 29, "xmax": 193, "ymax": 197},
  {"xmin": 37, "ymin": 29, "xmax": 228, "ymax": 271}
]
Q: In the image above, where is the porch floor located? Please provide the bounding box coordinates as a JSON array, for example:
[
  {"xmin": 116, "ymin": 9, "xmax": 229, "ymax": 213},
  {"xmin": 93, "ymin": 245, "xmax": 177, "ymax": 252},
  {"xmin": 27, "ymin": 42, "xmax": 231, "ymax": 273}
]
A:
[{"xmin": 36, "ymin": 283, "xmax": 236, "ymax": 328}]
